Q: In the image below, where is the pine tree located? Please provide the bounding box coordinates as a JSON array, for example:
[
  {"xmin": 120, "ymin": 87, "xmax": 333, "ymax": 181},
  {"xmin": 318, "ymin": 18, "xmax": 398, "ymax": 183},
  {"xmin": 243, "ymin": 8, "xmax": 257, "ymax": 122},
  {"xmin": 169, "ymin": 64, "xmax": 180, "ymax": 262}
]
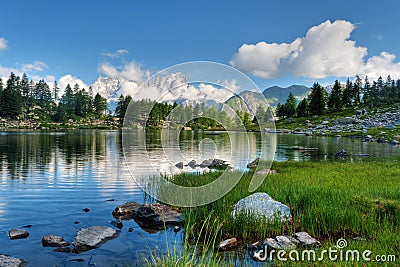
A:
[
  {"xmin": 308, "ymin": 83, "xmax": 327, "ymax": 115},
  {"xmin": 296, "ymin": 98, "xmax": 309, "ymax": 117},
  {"xmin": 93, "ymin": 93, "xmax": 107, "ymax": 117},
  {"xmin": 284, "ymin": 92, "xmax": 297, "ymax": 118},
  {"xmin": 53, "ymin": 81, "xmax": 59, "ymax": 102},
  {"xmin": 341, "ymin": 79, "xmax": 352, "ymax": 107}
]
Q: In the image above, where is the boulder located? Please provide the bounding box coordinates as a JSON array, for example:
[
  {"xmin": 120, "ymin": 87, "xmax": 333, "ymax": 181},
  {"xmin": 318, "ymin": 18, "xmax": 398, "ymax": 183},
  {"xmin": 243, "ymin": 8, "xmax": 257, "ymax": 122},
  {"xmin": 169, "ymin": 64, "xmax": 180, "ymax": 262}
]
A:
[
  {"xmin": 72, "ymin": 226, "xmax": 120, "ymax": 253},
  {"xmin": 264, "ymin": 236, "xmax": 296, "ymax": 250},
  {"xmin": 246, "ymin": 158, "xmax": 259, "ymax": 168},
  {"xmin": 8, "ymin": 228, "xmax": 29, "ymax": 240},
  {"xmin": 232, "ymin": 192, "xmax": 291, "ymax": 222},
  {"xmin": 199, "ymin": 159, "xmax": 212, "ymax": 168},
  {"xmin": 0, "ymin": 254, "xmax": 27, "ymax": 267},
  {"xmin": 42, "ymin": 235, "xmax": 70, "ymax": 247},
  {"xmin": 112, "ymin": 202, "xmax": 141, "ymax": 218},
  {"xmin": 113, "ymin": 202, "xmax": 182, "ymax": 233},
  {"xmin": 218, "ymin": 238, "xmax": 238, "ymax": 251},
  {"xmin": 256, "ymin": 169, "xmax": 277, "ymax": 175}
]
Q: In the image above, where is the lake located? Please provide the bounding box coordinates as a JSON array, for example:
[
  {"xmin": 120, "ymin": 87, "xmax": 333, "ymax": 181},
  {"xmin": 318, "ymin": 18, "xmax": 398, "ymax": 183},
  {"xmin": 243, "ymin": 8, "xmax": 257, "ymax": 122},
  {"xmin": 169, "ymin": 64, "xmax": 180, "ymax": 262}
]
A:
[{"xmin": 0, "ymin": 130, "xmax": 399, "ymax": 266}]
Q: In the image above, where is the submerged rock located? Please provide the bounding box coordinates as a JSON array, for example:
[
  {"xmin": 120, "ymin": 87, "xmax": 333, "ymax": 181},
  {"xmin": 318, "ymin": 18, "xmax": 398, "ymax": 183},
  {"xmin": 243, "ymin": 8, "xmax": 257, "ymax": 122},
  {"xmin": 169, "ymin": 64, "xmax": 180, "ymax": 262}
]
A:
[
  {"xmin": 0, "ymin": 254, "xmax": 27, "ymax": 267},
  {"xmin": 72, "ymin": 226, "xmax": 120, "ymax": 253},
  {"xmin": 232, "ymin": 192, "xmax": 291, "ymax": 222},
  {"xmin": 8, "ymin": 228, "xmax": 29, "ymax": 240},
  {"xmin": 218, "ymin": 238, "xmax": 238, "ymax": 251},
  {"xmin": 42, "ymin": 235, "xmax": 70, "ymax": 247}
]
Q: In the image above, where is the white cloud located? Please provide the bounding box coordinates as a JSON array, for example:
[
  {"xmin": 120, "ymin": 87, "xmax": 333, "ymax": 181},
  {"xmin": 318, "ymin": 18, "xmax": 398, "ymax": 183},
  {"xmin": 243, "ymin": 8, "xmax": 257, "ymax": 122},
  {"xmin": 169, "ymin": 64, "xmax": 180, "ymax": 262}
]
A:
[
  {"xmin": 21, "ymin": 61, "xmax": 48, "ymax": 72},
  {"xmin": 101, "ymin": 49, "xmax": 129, "ymax": 58},
  {"xmin": 230, "ymin": 19, "xmax": 398, "ymax": 80},
  {"xmin": 0, "ymin": 37, "xmax": 7, "ymax": 50},
  {"xmin": 361, "ymin": 52, "xmax": 400, "ymax": 80},
  {"xmin": 58, "ymin": 74, "xmax": 89, "ymax": 96},
  {"xmin": 98, "ymin": 60, "xmax": 150, "ymax": 82}
]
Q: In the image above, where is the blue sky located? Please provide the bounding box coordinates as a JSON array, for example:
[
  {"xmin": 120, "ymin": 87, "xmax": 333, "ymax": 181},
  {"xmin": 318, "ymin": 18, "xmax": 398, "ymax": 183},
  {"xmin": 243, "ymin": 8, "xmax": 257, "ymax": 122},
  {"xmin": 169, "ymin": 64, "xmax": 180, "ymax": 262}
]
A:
[{"xmin": 1, "ymin": 0, "xmax": 400, "ymax": 91}]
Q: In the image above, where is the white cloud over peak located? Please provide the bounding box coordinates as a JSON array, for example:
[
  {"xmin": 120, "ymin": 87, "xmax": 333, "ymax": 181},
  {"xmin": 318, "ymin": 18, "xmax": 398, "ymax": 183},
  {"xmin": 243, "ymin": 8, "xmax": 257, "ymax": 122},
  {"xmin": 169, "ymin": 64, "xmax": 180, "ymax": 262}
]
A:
[
  {"xmin": 230, "ymin": 19, "xmax": 400, "ymax": 81},
  {"xmin": 101, "ymin": 49, "xmax": 129, "ymax": 58},
  {"xmin": 58, "ymin": 74, "xmax": 89, "ymax": 96},
  {"xmin": 0, "ymin": 37, "xmax": 8, "ymax": 50},
  {"xmin": 98, "ymin": 60, "xmax": 150, "ymax": 82}
]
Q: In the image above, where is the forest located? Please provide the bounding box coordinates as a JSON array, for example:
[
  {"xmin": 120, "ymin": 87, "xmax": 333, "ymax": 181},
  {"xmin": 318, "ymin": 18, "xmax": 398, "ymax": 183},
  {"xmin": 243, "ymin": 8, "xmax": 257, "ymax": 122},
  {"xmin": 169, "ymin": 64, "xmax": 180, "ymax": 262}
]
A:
[{"xmin": 275, "ymin": 75, "xmax": 400, "ymax": 119}]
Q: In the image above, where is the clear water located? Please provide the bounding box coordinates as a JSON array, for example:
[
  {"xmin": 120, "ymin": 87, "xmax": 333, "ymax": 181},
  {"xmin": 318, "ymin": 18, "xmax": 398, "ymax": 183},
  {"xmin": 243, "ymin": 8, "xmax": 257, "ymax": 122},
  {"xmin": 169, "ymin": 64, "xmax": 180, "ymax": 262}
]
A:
[{"xmin": 0, "ymin": 130, "xmax": 398, "ymax": 266}]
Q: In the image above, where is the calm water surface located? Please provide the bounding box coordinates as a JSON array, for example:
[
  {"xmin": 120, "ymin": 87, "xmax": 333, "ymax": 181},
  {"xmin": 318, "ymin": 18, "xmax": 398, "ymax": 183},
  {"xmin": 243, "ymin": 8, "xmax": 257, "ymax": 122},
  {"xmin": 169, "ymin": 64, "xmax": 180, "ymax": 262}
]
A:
[{"xmin": 0, "ymin": 130, "xmax": 398, "ymax": 266}]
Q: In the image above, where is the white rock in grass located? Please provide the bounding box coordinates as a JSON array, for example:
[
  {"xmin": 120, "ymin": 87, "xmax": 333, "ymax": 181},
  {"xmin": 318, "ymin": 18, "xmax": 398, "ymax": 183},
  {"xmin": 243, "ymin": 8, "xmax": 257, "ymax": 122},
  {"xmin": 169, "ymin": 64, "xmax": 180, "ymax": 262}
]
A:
[{"xmin": 232, "ymin": 192, "xmax": 291, "ymax": 222}]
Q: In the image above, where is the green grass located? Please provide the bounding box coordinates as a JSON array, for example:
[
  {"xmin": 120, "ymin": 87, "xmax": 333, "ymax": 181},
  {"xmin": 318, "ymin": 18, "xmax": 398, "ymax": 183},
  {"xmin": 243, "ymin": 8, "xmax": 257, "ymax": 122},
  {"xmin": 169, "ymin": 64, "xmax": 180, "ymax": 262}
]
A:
[{"xmin": 149, "ymin": 160, "xmax": 400, "ymax": 266}]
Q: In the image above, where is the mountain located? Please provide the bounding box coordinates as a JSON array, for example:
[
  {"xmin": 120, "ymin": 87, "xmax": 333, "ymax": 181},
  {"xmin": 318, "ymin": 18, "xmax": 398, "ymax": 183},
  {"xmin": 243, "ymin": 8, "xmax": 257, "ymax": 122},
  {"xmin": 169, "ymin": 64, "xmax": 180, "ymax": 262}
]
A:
[
  {"xmin": 262, "ymin": 85, "xmax": 311, "ymax": 107},
  {"xmin": 224, "ymin": 90, "xmax": 268, "ymax": 113}
]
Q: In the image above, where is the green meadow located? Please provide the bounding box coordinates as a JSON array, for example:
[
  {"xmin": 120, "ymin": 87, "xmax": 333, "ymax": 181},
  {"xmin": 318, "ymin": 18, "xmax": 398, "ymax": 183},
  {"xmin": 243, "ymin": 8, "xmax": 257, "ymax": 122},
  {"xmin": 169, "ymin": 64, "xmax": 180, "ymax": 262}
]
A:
[{"xmin": 147, "ymin": 159, "xmax": 400, "ymax": 266}]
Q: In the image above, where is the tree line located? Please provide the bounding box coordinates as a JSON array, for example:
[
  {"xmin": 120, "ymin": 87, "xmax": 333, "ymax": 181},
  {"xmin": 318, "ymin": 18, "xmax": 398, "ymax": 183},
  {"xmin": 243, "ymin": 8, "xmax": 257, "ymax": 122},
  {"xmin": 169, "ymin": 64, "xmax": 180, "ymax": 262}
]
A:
[
  {"xmin": 276, "ymin": 75, "xmax": 400, "ymax": 119},
  {"xmin": 0, "ymin": 72, "xmax": 108, "ymax": 121}
]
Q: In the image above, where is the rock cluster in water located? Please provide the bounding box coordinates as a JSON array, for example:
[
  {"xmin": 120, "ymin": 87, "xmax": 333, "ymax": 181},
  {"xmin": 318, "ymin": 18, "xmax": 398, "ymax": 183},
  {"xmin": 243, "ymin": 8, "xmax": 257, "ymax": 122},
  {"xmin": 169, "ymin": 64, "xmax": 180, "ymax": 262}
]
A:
[
  {"xmin": 0, "ymin": 254, "xmax": 27, "ymax": 267},
  {"xmin": 175, "ymin": 158, "xmax": 230, "ymax": 170}
]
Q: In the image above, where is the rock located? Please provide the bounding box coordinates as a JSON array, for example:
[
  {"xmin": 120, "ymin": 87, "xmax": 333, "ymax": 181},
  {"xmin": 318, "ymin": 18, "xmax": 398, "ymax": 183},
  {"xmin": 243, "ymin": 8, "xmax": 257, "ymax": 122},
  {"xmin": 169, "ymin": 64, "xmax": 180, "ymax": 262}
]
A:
[
  {"xmin": 246, "ymin": 240, "xmax": 262, "ymax": 251},
  {"xmin": 321, "ymin": 121, "xmax": 329, "ymax": 125},
  {"xmin": 199, "ymin": 159, "xmax": 212, "ymax": 168},
  {"xmin": 21, "ymin": 225, "xmax": 32, "ymax": 229},
  {"xmin": 112, "ymin": 202, "xmax": 141, "ymax": 218},
  {"xmin": 187, "ymin": 160, "xmax": 197, "ymax": 168},
  {"xmin": 8, "ymin": 228, "xmax": 29, "ymax": 240},
  {"xmin": 135, "ymin": 203, "xmax": 182, "ymax": 227},
  {"xmin": 74, "ymin": 221, "xmax": 80, "ymax": 224},
  {"xmin": 174, "ymin": 226, "xmax": 181, "ymax": 232},
  {"xmin": 110, "ymin": 219, "xmax": 123, "ymax": 229},
  {"xmin": 275, "ymin": 236, "xmax": 296, "ymax": 249},
  {"xmin": 295, "ymin": 232, "xmax": 319, "ymax": 246},
  {"xmin": 72, "ymin": 226, "xmax": 120, "ymax": 253},
  {"xmin": 335, "ymin": 149, "xmax": 349, "ymax": 157},
  {"xmin": 0, "ymin": 254, "xmax": 27, "ymax": 267},
  {"xmin": 218, "ymin": 238, "xmax": 238, "ymax": 251},
  {"xmin": 174, "ymin": 162, "xmax": 184, "ymax": 169},
  {"xmin": 246, "ymin": 158, "xmax": 259, "ymax": 168},
  {"xmin": 113, "ymin": 202, "xmax": 182, "ymax": 233},
  {"xmin": 82, "ymin": 208, "xmax": 90, "ymax": 212},
  {"xmin": 208, "ymin": 159, "xmax": 229, "ymax": 169},
  {"xmin": 106, "ymin": 198, "xmax": 115, "ymax": 202},
  {"xmin": 42, "ymin": 235, "xmax": 70, "ymax": 247},
  {"xmin": 232, "ymin": 192, "xmax": 291, "ymax": 222}
]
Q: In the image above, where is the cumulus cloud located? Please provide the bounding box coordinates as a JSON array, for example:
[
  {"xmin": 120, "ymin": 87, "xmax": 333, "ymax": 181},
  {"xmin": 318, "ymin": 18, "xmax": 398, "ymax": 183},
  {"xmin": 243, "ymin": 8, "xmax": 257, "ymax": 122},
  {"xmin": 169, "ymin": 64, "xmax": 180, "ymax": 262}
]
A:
[
  {"xmin": 101, "ymin": 49, "xmax": 129, "ymax": 58},
  {"xmin": 21, "ymin": 61, "xmax": 48, "ymax": 72},
  {"xmin": 0, "ymin": 37, "xmax": 7, "ymax": 50},
  {"xmin": 230, "ymin": 19, "xmax": 400, "ymax": 81},
  {"xmin": 58, "ymin": 74, "xmax": 89, "ymax": 96},
  {"xmin": 98, "ymin": 60, "xmax": 150, "ymax": 82}
]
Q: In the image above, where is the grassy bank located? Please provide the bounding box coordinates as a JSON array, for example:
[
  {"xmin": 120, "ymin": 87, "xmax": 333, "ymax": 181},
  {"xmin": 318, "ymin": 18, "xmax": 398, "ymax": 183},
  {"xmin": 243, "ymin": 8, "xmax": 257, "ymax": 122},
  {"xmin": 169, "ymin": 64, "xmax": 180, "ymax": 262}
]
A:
[{"xmin": 151, "ymin": 160, "xmax": 400, "ymax": 266}]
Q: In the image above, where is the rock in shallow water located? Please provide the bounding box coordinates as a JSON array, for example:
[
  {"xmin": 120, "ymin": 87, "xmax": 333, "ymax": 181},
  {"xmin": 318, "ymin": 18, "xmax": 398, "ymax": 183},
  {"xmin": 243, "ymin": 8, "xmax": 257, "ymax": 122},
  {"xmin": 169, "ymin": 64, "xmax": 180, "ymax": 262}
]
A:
[
  {"xmin": 42, "ymin": 235, "xmax": 70, "ymax": 247},
  {"xmin": 0, "ymin": 254, "xmax": 27, "ymax": 267},
  {"xmin": 73, "ymin": 226, "xmax": 120, "ymax": 253},
  {"xmin": 232, "ymin": 192, "xmax": 291, "ymax": 222},
  {"xmin": 295, "ymin": 232, "xmax": 320, "ymax": 246},
  {"xmin": 8, "ymin": 228, "xmax": 29, "ymax": 240},
  {"xmin": 112, "ymin": 202, "xmax": 182, "ymax": 233}
]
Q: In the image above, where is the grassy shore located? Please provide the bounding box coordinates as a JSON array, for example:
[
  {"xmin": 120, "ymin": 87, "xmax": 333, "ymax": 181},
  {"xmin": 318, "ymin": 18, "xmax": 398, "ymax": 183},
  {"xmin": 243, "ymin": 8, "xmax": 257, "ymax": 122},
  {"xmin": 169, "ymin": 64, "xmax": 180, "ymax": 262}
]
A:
[{"xmin": 149, "ymin": 159, "xmax": 400, "ymax": 266}]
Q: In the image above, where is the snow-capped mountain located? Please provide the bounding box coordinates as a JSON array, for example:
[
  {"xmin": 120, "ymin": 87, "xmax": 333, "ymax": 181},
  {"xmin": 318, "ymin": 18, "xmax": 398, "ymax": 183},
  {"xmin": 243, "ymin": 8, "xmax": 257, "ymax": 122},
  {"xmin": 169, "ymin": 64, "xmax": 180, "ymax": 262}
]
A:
[{"xmin": 89, "ymin": 72, "xmax": 235, "ymax": 111}]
